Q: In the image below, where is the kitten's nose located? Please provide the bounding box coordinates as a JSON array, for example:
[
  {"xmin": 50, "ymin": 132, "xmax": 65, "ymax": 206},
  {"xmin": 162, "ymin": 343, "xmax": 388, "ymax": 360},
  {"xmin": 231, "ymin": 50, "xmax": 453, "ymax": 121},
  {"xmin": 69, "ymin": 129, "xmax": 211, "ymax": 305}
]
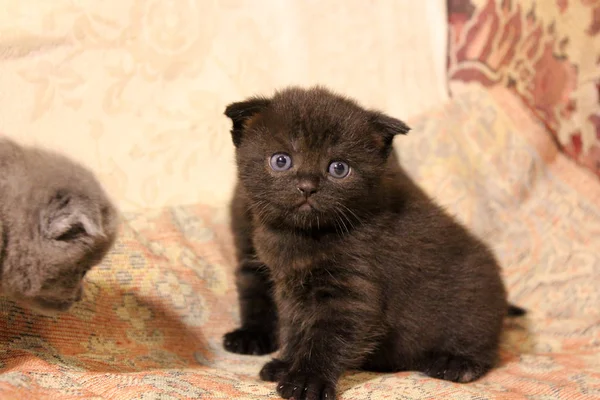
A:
[{"xmin": 297, "ymin": 180, "xmax": 318, "ymax": 196}]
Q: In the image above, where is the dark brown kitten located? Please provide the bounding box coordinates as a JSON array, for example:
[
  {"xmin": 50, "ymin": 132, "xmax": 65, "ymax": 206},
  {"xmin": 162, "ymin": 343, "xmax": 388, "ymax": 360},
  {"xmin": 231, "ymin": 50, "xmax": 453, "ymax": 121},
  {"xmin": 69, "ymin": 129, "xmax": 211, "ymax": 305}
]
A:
[
  {"xmin": 222, "ymin": 87, "xmax": 524, "ymax": 400},
  {"xmin": 0, "ymin": 138, "xmax": 118, "ymax": 315}
]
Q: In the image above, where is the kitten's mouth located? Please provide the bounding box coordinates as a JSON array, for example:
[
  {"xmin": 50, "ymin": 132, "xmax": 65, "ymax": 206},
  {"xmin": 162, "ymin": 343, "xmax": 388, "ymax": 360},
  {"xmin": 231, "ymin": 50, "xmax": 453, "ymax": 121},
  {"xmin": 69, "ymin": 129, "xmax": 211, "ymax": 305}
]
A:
[
  {"xmin": 298, "ymin": 203, "xmax": 312, "ymax": 212},
  {"xmin": 297, "ymin": 200, "xmax": 317, "ymax": 212}
]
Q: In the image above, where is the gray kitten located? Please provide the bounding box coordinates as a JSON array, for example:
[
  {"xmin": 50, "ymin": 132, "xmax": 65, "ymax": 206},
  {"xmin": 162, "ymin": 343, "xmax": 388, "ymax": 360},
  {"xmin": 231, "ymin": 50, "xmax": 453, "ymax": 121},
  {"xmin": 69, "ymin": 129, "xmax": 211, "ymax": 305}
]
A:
[{"xmin": 0, "ymin": 138, "xmax": 118, "ymax": 314}]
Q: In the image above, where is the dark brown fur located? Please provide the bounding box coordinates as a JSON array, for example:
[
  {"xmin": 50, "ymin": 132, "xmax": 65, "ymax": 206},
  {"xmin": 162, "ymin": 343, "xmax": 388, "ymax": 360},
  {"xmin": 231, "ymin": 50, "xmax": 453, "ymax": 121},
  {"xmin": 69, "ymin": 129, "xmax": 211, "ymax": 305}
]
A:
[
  {"xmin": 0, "ymin": 138, "xmax": 118, "ymax": 314},
  {"xmin": 222, "ymin": 87, "xmax": 523, "ymax": 400}
]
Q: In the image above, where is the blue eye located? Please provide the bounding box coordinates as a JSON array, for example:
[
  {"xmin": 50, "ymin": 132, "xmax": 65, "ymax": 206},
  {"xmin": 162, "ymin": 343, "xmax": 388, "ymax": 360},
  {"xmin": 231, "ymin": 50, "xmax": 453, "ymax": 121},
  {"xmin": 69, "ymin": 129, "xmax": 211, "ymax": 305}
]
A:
[
  {"xmin": 328, "ymin": 161, "xmax": 350, "ymax": 179},
  {"xmin": 269, "ymin": 153, "xmax": 293, "ymax": 171}
]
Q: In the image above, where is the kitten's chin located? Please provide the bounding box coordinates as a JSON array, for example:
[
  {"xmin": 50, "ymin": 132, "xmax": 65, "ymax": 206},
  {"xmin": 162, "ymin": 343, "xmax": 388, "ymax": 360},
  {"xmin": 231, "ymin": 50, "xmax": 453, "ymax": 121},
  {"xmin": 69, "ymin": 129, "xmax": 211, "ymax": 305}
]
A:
[
  {"xmin": 295, "ymin": 198, "xmax": 319, "ymax": 213},
  {"xmin": 298, "ymin": 203, "xmax": 314, "ymax": 213},
  {"xmin": 12, "ymin": 289, "xmax": 82, "ymax": 316},
  {"xmin": 24, "ymin": 298, "xmax": 76, "ymax": 316}
]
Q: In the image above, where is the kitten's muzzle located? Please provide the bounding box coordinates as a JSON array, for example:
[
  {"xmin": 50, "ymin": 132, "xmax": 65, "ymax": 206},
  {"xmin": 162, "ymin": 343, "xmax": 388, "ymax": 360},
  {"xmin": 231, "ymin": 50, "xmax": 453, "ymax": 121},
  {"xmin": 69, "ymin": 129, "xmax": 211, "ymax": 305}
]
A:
[
  {"xmin": 23, "ymin": 283, "xmax": 84, "ymax": 314},
  {"xmin": 15, "ymin": 295, "xmax": 77, "ymax": 316},
  {"xmin": 297, "ymin": 185, "xmax": 317, "ymax": 197},
  {"xmin": 296, "ymin": 178, "xmax": 318, "ymax": 197}
]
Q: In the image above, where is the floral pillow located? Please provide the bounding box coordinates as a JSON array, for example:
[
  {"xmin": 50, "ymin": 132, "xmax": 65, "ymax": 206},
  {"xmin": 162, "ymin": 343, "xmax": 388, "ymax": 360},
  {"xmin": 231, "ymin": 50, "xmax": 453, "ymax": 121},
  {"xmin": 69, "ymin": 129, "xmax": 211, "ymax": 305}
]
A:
[{"xmin": 447, "ymin": 0, "xmax": 600, "ymax": 178}]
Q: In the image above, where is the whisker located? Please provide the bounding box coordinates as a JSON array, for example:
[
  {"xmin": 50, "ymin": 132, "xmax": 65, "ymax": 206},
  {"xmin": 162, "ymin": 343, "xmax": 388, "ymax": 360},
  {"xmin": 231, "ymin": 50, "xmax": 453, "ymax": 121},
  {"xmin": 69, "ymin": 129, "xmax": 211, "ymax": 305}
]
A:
[
  {"xmin": 338, "ymin": 207, "xmax": 355, "ymax": 231},
  {"xmin": 335, "ymin": 203, "xmax": 355, "ymax": 233},
  {"xmin": 251, "ymin": 199, "xmax": 272, "ymax": 223},
  {"xmin": 333, "ymin": 207, "xmax": 350, "ymax": 235},
  {"xmin": 339, "ymin": 203, "xmax": 362, "ymax": 225},
  {"xmin": 324, "ymin": 267, "xmax": 342, "ymax": 286}
]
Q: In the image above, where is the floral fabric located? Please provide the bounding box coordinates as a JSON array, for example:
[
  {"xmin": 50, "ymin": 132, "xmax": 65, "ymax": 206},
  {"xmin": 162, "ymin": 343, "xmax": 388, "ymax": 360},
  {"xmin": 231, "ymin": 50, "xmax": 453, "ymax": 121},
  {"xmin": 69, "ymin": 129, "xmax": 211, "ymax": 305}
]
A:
[
  {"xmin": 1, "ymin": 87, "xmax": 599, "ymax": 399},
  {"xmin": 0, "ymin": 0, "xmax": 448, "ymax": 213},
  {"xmin": 448, "ymin": 0, "xmax": 600, "ymax": 178}
]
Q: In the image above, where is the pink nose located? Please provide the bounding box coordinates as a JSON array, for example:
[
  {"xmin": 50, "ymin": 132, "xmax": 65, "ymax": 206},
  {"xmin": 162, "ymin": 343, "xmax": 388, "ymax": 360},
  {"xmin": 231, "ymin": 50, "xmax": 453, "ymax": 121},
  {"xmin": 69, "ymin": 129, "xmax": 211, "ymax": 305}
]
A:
[{"xmin": 297, "ymin": 180, "xmax": 318, "ymax": 196}]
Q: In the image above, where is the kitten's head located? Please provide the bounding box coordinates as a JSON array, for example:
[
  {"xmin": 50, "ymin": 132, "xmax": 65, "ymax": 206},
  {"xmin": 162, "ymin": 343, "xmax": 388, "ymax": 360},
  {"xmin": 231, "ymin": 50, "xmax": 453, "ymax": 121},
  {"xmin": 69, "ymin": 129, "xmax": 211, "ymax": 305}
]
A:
[
  {"xmin": 0, "ymin": 139, "xmax": 119, "ymax": 314},
  {"xmin": 225, "ymin": 86, "xmax": 410, "ymax": 230}
]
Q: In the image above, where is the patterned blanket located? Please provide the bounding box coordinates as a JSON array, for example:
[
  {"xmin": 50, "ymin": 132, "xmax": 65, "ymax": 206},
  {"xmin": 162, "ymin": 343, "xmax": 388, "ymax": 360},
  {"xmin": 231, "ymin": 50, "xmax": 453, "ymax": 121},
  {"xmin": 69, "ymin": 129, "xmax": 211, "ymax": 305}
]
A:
[{"xmin": 1, "ymin": 87, "xmax": 599, "ymax": 399}]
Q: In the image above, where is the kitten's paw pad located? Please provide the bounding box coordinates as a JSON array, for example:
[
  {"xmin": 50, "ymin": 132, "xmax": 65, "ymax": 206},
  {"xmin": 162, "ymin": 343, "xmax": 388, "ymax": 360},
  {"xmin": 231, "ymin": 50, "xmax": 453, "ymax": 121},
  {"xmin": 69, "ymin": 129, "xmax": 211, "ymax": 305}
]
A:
[
  {"xmin": 277, "ymin": 372, "xmax": 336, "ymax": 400},
  {"xmin": 259, "ymin": 358, "xmax": 289, "ymax": 382},
  {"xmin": 222, "ymin": 328, "xmax": 277, "ymax": 355},
  {"xmin": 423, "ymin": 354, "xmax": 488, "ymax": 383}
]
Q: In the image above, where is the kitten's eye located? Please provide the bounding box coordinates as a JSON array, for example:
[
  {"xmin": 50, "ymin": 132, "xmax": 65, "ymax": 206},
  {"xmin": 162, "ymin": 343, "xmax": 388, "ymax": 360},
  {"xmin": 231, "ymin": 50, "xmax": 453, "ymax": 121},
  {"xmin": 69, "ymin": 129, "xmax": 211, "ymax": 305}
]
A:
[
  {"xmin": 269, "ymin": 153, "xmax": 293, "ymax": 171},
  {"xmin": 328, "ymin": 161, "xmax": 350, "ymax": 179}
]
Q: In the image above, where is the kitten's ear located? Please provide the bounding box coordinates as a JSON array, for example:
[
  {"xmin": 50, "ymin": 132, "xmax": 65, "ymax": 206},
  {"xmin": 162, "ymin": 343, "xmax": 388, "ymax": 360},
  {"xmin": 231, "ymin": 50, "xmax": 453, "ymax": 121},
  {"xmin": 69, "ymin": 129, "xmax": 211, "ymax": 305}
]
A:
[
  {"xmin": 41, "ymin": 192, "xmax": 104, "ymax": 241},
  {"xmin": 369, "ymin": 111, "xmax": 411, "ymax": 152},
  {"xmin": 224, "ymin": 97, "xmax": 271, "ymax": 147}
]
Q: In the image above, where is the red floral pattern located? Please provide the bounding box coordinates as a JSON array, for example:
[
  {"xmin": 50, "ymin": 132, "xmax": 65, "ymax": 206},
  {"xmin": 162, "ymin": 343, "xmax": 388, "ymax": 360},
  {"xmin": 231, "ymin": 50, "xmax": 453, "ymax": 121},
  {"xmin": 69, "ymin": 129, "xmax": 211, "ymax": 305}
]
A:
[{"xmin": 448, "ymin": 0, "xmax": 600, "ymax": 178}]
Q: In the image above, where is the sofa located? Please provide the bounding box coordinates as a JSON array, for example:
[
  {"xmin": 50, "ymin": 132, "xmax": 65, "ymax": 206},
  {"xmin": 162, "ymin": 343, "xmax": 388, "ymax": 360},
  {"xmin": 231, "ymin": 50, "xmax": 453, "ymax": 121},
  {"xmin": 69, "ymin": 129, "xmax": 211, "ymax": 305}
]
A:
[{"xmin": 1, "ymin": 0, "xmax": 599, "ymax": 399}]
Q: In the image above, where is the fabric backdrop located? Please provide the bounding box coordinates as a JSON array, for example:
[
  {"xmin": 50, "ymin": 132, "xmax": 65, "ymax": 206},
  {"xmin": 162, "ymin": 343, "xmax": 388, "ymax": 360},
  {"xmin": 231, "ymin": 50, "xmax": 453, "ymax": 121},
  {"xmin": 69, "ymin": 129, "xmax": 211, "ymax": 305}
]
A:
[
  {"xmin": 0, "ymin": 0, "xmax": 448, "ymax": 212},
  {"xmin": 1, "ymin": 86, "xmax": 599, "ymax": 400},
  {"xmin": 447, "ymin": 0, "xmax": 600, "ymax": 178}
]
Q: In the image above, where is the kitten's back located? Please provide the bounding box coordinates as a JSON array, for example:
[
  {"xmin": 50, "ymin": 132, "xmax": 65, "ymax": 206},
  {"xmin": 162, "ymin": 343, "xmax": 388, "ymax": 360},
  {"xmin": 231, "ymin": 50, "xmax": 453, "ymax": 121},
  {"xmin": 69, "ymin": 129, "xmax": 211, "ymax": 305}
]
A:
[{"xmin": 0, "ymin": 138, "xmax": 106, "ymax": 203}]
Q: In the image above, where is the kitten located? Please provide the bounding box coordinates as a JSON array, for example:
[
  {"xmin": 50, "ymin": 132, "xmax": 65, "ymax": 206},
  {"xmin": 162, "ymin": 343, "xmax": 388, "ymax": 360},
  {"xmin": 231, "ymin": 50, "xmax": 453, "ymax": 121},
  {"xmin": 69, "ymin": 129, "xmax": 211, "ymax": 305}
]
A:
[
  {"xmin": 0, "ymin": 138, "xmax": 118, "ymax": 315},
  {"xmin": 222, "ymin": 87, "xmax": 525, "ymax": 400}
]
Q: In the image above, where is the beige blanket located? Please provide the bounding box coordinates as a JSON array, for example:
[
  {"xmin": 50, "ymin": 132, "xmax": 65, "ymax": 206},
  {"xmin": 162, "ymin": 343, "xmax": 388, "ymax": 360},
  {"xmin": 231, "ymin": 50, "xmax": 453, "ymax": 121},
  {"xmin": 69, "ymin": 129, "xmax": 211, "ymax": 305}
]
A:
[{"xmin": 1, "ymin": 87, "xmax": 599, "ymax": 399}]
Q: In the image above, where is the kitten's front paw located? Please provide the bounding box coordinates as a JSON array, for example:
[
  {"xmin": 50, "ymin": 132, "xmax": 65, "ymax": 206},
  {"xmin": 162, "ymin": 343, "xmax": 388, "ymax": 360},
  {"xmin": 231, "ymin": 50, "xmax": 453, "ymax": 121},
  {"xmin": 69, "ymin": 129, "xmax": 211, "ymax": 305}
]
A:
[
  {"xmin": 276, "ymin": 371, "xmax": 336, "ymax": 400},
  {"xmin": 223, "ymin": 327, "xmax": 277, "ymax": 355},
  {"xmin": 259, "ymin": 358, "xmax": 289, "ymax": 382},
  {"xmin": 423, "ymin": 354, "xmax": 489, "ymax": 383}
]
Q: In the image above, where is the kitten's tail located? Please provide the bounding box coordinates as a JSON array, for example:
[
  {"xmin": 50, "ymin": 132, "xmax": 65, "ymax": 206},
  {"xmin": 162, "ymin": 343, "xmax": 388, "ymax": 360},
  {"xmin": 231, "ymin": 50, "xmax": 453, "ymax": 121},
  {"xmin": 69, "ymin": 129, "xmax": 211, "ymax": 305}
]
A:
[{"xmin": 507, "ymin": 303, "xmax": 526, "ymax": 317}]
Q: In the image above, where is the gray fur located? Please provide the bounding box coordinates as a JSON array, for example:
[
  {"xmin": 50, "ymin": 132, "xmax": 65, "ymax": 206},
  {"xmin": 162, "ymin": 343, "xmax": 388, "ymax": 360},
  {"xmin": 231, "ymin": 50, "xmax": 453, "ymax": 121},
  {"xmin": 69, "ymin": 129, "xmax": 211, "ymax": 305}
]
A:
[{"xmin": 0, "ymin": 138, "xmax": 118, "ymax": 314}]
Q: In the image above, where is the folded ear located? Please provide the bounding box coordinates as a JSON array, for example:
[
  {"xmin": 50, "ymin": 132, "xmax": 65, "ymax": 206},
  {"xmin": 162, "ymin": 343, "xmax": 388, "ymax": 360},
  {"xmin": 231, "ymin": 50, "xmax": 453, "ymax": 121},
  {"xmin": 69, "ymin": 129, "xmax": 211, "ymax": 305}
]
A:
[
  {"xmin": 41, "ymin": 191, "xmax": 104, "ymax": 241},
  {"xmin": 369, "ymin": 111, "xmax": 411, "ymax": 153},
  {"xmin": 224, "ymin": 97, "xmax": 271, "ymax": 147}
]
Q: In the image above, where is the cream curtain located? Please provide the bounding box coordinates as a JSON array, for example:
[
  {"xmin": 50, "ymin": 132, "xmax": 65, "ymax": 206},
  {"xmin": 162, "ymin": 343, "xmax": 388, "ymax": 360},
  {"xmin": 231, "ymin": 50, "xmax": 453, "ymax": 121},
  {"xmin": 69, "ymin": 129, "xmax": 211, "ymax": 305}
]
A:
[{"xmin": 0, "ymin": 0, "xmax": 448, "ymax": 211}]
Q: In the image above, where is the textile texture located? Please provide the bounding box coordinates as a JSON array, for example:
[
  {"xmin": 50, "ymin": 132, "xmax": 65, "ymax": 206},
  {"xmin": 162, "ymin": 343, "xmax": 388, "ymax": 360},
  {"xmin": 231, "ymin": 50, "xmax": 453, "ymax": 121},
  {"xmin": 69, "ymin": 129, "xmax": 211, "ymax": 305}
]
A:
[
  {"xmin": 448, "ymin": 0, "xmax": 600, "ymax": 178},
  {"xmin": 1, "ymin": 87, "xmax": 599, "ymax": 399},
  {"xmin": 0, "ymin": 0, "xmax": 448, "ymax": 213}
]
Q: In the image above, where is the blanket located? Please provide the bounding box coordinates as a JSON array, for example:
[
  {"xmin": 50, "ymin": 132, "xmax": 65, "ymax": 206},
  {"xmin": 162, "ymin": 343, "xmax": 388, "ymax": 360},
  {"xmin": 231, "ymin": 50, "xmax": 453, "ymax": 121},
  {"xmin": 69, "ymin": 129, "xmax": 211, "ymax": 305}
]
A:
[{"xmin": 2, "ymin": 87, "xmax": 599, "ymax": 399}]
